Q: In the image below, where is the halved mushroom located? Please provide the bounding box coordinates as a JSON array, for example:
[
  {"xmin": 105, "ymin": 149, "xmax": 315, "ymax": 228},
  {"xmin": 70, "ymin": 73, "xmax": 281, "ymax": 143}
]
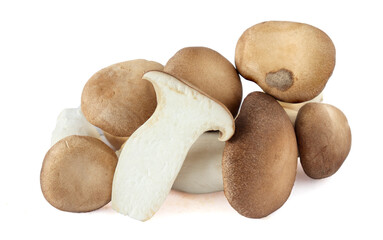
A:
[{"xmin": 111, "ymin": 71, "xmax": 235, "ymax": 221}]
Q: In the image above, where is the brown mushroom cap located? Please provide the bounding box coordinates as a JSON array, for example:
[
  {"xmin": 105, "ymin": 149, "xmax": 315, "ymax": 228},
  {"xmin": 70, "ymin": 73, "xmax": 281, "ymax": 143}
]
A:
[
  {"xmin": 222, "ymin": 91, "xmax": 298, "ymax": 218},
  {"xmin": 81, "ymin": 59, "xmax": 164, "ymax": 137},
  {"xmin": 235, "ymin": 21, "xmax": 335, "ymax": 103},
  {"xmin": 164, "ymin": 47, "xmax": 242, "ymax": 117},
  {"xmin": 40, "ymin": 135, "xmax": 118, "ymax": 212},
  {"xmin": 295, "ymin": 103, "xmax": 351, "ymax": 179}
]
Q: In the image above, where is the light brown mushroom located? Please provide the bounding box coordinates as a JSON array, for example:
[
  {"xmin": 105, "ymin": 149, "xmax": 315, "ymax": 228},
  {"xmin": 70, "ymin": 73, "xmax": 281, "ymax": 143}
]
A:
[
  {"xmin": 81, "ymin": 59, "xmax": 163, "ymax": 137},
  {"xmin": 295, "ymin": 103, "xmax": 352, "ymax": 179},
  {"xmin": 235, "ymin": 21, "xmax": 335, "ymax": 103},
  {"xmin": 40, "ymin": 135, "xmax": 118, "ymax": 212},
  {"xmin": 164, "ymin": 47, "xmax": 242, "ymax": 117}
]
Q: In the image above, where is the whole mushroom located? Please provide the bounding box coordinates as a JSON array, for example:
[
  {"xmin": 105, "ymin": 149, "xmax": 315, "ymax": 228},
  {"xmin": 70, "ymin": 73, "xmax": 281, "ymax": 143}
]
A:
[
  {"xmin": 222, "ymin": 91, "xmax": 298, "ymax": 218},
  {"xmin": 41, "ymin": 135, "xmax": 118, "ymax": 212},
  {"xmin": 81, "ymin": 59, "xmax": 163, "ymax": 148},
  {"xmin": 235, "ymin": 21, "xmax": 335, "ymax": 103},
  {"xmin": 295, "ymin": 103, "xmax": 352, "ymax": 179}
]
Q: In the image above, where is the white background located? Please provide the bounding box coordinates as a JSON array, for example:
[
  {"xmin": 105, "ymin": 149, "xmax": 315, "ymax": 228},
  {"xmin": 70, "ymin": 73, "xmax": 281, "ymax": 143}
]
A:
[{"xmin": 1, "ymin": 0, "xmax": 382, "ymax": 239}]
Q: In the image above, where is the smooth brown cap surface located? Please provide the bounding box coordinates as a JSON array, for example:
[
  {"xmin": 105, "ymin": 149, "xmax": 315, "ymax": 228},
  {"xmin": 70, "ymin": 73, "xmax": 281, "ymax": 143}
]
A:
[
  {"xmin": 295, "ymin": 103, "xmax": 351, "ymax": 179},
  {"xmin": 235, "ymin": 21, "xmax": 335, "ymax": 103},
  {"xmin": 40, "ymin": 135, "xmax": 118, "ymax": 212},
  {"xmin": 223, "ymin": 91, "xmax": 298, "ymax": 218},
  {"xmin": 81, "ymin": 59, "xmax": 163, "ymax": 137},
  {"xmin": 164, "ymin": 47, "xmax": 242, "ymax": 117}
]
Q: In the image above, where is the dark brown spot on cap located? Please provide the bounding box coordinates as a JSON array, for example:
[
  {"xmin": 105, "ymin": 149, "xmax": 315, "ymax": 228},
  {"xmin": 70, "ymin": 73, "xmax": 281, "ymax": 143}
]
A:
[{"xmin": 265, "ymin": 69, "xmax": 293, "ymax": 91}]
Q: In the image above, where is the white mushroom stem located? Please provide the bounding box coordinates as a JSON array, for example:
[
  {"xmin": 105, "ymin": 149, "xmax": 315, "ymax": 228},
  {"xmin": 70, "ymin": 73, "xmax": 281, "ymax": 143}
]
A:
[
  {"xmin": 278, "ymin": 93, "xmax": 324, "ymax": 125},
  {"xmin": 51, "ymin": 107, "xmax": 100, "ymax": 145},
  {"xmin": 115, "ymin": 132, "xmax": 225, "ymax": 194},
  {"xmin": 172, "ymin": 131, "xmax": 225, "ymax": 194},
  {"xmin": 283, "ymin": 108, "xmax": 300, "ymax": 126},
  {"xmin": 111, "ymin": 71, "xmax": 234, "ymax": 221}
]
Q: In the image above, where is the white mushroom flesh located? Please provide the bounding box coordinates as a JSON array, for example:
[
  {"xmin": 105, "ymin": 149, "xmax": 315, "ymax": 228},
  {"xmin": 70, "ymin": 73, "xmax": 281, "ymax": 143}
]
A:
[
  {"xmin": 51, "ymin": 107, "xmax": 101, "ymax": 145},
  {"xmin": 172, "ymin": 131, "xmax": 225, "ymax": 194},
  {"xmin": 278, "ymin": 92, "xmax": 324, "ymax": 125},
  {"xmin": 111, "ymin": 71, "xmax": 234, "ymax": 221}
]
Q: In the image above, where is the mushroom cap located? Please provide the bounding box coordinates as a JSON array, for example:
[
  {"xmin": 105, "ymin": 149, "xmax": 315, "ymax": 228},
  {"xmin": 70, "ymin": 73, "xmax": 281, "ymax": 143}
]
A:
[
  {"xmin": 223, "ymin": 91, "xmax": 298, "ymax": 218},
  {"xmin": 81, "ymin": 59, "xmax": 163, "ymax": 137},
  {"xmin": 164, "ymin": 47, "xmax": 242, "ymax": 117},
  {"xmin": 40, "ymin": 135, "xmax": 118, "ymax": 212},
  {"xmin": 235, "ymin": 21, "xmax": 335, "ymax": 103},
  {"xmin": 295, "ymin": 103, "xmax": 351, "ymax": 179}
]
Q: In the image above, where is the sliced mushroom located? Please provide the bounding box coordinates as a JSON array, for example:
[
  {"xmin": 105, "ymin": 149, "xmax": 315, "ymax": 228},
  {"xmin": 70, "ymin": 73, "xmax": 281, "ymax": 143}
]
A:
[{"xmin": 112, "ymin": 71, "xmax": 235, "ymax": 221}]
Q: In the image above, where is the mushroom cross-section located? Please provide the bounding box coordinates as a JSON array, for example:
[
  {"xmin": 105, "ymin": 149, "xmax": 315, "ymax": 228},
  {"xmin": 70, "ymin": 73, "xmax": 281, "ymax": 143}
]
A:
[{"xmin": 111, "ymin": 71, "xmax": 235, "ymax": 221}]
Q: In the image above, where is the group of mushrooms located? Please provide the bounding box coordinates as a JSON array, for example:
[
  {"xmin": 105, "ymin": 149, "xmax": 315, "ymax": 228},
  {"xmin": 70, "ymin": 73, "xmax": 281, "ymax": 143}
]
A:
[{"xmin": 40, "ymin": 21, "xmax": 352, "ymax": 221}]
